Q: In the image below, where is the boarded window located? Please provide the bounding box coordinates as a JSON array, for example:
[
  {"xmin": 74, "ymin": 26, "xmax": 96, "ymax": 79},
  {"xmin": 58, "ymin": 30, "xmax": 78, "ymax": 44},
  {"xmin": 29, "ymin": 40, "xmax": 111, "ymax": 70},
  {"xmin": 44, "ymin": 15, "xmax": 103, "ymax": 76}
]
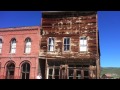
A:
[
  {"xmin": 64, "ymin": 37, "xmax": 70, "ymax": 51},
  {"xmin": 80, "ymin": 37, "xmax": 87, "ymax": 52},
  {"xmin": 48, "ymin": 37, "xmax": 54, "ymax": 51}
]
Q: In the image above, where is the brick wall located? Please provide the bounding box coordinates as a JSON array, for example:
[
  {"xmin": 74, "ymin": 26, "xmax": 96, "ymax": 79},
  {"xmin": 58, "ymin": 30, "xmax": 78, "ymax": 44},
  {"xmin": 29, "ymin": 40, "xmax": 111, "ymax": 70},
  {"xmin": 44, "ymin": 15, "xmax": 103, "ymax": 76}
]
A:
[{"xmin": 0, "ymin": 26, "xmax": 41, "ymax": 79}]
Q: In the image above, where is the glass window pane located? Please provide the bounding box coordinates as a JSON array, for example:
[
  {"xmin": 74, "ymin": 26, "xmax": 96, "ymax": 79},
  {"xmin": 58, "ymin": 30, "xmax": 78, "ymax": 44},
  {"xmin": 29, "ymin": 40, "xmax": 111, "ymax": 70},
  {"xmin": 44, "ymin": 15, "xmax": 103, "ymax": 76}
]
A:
[
  {"xmin": 67, "ymin": 38, "xmax": 70, "ymax": 44},
  {"xmin": 22, "ymin": 73, "xmax": 25, "ymax": 79},
  {"xmin": 80, "ymin": 40, "xmax": 84, "ymax": 45},
  {"xmin": 64, "ymin": 38, "xmax": 66, "ymax": 44},
  {"xmin": 0, "ymin": 39, "xmax": 2, "ymax": 43},
  {"xmin": 21, "ymin": 63, "xmax": 30, "ymax": 79},
  {"xmin": 67, "ymin": 45, "xmax": 69, "ymax": 50},
  {"xmin": 27, "ymin": 64, "xmax": 30, "ymax": 72},
  {"xmin": 0, "ymin": 43, "xmax": 2, "ymax": 48},
  {"xmin": 0, "ymin": 49, "xmax": 1, "ymax": 53},
  {"xmin": 49, "ymin": 45, "xmax": 54, "ymax": 51},
  {"xmin": 80, "ymin": 46, "xmax": 87, "ymax": 51},
  {"xmin": 49, "ymin": 69, "xmax": 53, "ymax": 75},
  {"xmin": 26, "ymin": 73, "xmax": 29, "ymax": 79},
  {"xmin": 51, "ymin": 38, "xmax": 54, "ymax": 45}
]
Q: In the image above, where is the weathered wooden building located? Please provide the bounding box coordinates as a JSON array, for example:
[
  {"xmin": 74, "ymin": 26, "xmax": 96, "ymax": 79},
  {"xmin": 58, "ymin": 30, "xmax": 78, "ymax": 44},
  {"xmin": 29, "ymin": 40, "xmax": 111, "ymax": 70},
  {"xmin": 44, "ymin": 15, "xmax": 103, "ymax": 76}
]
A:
[{"xmin": 39, "ymin": 11, "xmax": 100, "ymax": 79}]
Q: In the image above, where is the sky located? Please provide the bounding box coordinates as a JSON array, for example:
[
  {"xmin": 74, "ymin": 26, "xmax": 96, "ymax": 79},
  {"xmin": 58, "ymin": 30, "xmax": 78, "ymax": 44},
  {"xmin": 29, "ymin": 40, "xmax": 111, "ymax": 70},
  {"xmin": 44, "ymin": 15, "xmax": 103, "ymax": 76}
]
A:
[{"xmin": 0, "ymin": 11, "xmax": 120, "ymax": 67}]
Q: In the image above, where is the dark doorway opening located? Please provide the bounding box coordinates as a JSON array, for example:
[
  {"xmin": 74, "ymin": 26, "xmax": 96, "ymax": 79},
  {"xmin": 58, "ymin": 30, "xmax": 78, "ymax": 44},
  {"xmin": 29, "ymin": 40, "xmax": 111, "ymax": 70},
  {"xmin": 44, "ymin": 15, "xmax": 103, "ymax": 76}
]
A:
[
  {"xmin": 39, "ymin": 59, "xmax": 46, "ymax": 79},
  {"xmin": 6, "ymin": 62, "xmax": 15, "ymax": 79}
]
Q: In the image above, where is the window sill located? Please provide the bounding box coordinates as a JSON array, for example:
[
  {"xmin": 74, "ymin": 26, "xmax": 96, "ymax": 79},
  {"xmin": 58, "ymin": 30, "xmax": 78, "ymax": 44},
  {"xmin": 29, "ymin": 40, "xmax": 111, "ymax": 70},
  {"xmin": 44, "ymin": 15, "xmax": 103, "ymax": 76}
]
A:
[
  {"xmin": 79, "ymin": 51, "xmax": 88, "ymax": 54},
  {"xmin": 24, "ymin": 53, "xmax": 31, "ymax": 55},
  {"xmin": 63, "ymin": 51, "xmax": 70, "ymax": 52},
  {"xmin": 9, "ymin": 53, "xmax": 16, "ymax": 55}
]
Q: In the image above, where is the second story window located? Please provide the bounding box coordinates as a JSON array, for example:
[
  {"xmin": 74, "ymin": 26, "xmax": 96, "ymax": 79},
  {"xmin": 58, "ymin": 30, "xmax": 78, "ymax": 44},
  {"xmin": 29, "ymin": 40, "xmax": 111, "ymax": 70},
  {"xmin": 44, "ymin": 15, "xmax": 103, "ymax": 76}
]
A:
[
  {"xmin": 10, "ymin": 38, "xmax": 16, "ymax": 54},
  {"xmin": 80, "ymin": 37, "xmax": 87, "ymax": 52},
  {"xmin": 64, "ymin": 37, "xmax": 70, "ymax": 51},
  {"xmin": 25, "ymin": 38, "xmax": 31, "ymax": 54},
  {"xmin": 48, "ymin": 37, "xmax": 54, "ymax": 51},
  {"xmin": 0, "ymin": 39, "xmax": 2, "ymax": 53}
]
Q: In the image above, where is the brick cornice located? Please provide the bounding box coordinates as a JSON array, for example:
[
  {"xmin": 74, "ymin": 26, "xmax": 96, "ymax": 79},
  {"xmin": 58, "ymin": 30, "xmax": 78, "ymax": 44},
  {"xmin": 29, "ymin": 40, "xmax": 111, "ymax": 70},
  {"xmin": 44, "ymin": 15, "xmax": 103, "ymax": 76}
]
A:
[{"xmin": 0, "ymin": 26, "xmax": 40, "ymax": 32}]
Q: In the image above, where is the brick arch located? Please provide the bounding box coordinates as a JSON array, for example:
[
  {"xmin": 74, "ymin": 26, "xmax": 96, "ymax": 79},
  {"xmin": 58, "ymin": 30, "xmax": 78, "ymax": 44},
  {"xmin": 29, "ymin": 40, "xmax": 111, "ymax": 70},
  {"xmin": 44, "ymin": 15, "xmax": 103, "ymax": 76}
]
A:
[
  {"xmin": 9, "ymin": 37, "xmax": 17, "ymax": 43},
  {"xmin": 24, "ymin": 37, "xmax": 32, "ymax": 42},
  {"xmin": 0, "ymin": 36, "xmax": 3, "ymax": 42},
  {"xmin": 5, "ymin": 60, "xmax": 16, "ymax": 79},
  {"xmin": 19, "ymin": 60, "xmax": 32, "ymax": 67},
  {"xmin": 4, "ymin": 60, "xmax": 16, "ymax": 68},
  {"xmin": 19, "ymin": 60, "xmax": 31, "ymax": 79}
]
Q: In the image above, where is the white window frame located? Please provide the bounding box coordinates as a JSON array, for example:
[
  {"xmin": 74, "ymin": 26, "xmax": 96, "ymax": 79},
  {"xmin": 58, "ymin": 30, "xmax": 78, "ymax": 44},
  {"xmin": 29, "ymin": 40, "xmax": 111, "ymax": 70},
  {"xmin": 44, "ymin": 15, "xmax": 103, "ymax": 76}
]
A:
[
  {"xmin": 48, "ymin": 37, "xmax": 54, "ymax": 52},
  {"xmin": 25, "ymin": 38, "xmax": 31, "ymax": 54},
  {"xmin": 0, "ymin": 39, "xmax": 2, "ymax": 53},
  {"xmin": 63, "ymin": 37, "xmax": 70, "ymax": 51},
  {"xmin": 10, "ymin": 39, "xmax": 16, "ymax": 54},
  {"xmin": 79, "ymin": 37, "xmax": 88, "ymax": 52}
]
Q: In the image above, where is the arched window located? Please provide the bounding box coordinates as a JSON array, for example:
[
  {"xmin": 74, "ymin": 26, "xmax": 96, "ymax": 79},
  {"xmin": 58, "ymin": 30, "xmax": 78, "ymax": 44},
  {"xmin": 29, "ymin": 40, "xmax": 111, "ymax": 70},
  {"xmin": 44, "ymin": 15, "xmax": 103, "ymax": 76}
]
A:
[
  {"xmin": 10, "ymin": 38, "xmax": 16, "ymax": 53},
  {"xmin": 6, "ymin": 62, "xmax": 15, "ymax": 79},
  {"xmin": 21, "ymin": 62, "xmax": 30, "ymax": 79},
  {"xmin": 25, "ymin": 38, "xmax": 31, "ymax": 54},
  {"xmin": 0, "ymin": 39, "xmax": 2, "ymax": 53}
]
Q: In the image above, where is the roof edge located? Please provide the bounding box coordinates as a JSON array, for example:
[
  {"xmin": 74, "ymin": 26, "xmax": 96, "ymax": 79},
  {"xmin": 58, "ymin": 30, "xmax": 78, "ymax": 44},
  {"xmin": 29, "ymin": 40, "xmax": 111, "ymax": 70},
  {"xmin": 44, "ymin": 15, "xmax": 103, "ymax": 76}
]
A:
[{"xmin": 0, "ymin": 26, "xmax": 40, "ymax": 32}]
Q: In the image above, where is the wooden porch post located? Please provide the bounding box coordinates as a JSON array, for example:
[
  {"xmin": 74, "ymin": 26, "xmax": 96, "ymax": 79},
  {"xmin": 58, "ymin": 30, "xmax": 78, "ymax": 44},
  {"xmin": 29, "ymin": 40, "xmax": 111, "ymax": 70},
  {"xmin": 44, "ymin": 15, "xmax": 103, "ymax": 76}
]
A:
[{"xmin": 96, "ymin": 58, "xmax": 100, "ymax": 79}]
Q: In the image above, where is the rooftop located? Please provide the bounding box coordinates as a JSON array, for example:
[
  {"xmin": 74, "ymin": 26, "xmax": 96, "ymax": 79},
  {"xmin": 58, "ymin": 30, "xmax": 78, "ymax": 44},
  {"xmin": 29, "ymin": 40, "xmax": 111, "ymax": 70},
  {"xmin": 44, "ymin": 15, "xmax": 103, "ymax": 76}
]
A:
[{"xmin": 0, "ymin": 26, "xmax": 40, "ymax": 32}]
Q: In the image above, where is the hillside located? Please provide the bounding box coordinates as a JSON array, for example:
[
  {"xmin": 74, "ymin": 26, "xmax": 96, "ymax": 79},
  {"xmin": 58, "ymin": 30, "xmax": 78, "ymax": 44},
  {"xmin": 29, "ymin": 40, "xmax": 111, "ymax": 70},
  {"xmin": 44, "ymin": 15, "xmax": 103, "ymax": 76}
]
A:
[{"xmin": 100, "ymin": 67, "xmax": 120, "ymax": 78}]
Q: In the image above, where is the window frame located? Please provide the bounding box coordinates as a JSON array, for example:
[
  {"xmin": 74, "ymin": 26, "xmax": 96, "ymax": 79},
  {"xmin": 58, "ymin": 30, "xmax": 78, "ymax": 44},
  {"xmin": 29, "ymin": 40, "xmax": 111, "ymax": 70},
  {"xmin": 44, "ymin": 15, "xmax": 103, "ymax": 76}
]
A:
[
  {"xmin": 25, "ymin": 38, "xmax": 32, "ymax": 54},
  {"xmin": 21, "ymin": 62, "xmax": 30, "ymax": 79},
  {"xmin": 63, "ymin": 37, "xmax": 71, "ymax": 52},
  {"xmin": 48, "ymin": 37, "xmax": 55, "ymax": 52},
  {"xmin": 79, "ymin": 36, "xmax": 88, "ymax": 52},
  {"xmin": 10, "ymin": 38, "xmax": 16, "ymax": 54}
]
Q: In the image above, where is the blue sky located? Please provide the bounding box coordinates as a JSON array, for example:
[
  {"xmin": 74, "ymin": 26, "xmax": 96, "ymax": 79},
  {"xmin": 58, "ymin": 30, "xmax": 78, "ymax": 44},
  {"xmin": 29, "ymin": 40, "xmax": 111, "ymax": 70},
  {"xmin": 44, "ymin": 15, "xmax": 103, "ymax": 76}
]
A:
[{"xmin": 0, "ymin": 11, "xmax": 120, "ymax": 67}]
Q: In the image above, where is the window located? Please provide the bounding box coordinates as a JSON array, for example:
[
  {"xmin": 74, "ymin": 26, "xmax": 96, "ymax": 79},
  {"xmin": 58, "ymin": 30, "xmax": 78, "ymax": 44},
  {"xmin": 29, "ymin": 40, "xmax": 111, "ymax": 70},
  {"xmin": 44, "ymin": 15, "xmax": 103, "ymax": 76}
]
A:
[
  {"xmin": 10, "ymin": 38, "xmax": 16, "ymax": 54},
  {"xmin": 21, "ymin": 62, "xmax": 30, "ymax": 79},
  {"xmin": 6, "ymin": 62, "xmax": 15, "ymax": 79},
  {"xmin": 64, "ymin": 37, "xmax": 70, "ymax": 51},
  {"xmin": 25, "ymin": 38, "xmax": 31, "ymax": 54},
  {"xmin": 48, "ymin": 37, "xmax": 54, "ymax": 51},
  {"xmin": 48, "ymin": 67, "xmax": 60, "ymax": 79},
  {"xmin": 80, "ymin": 37, "xmax": 87, "ymax": 52},
  {"xmin": 0, "ymin": 39, "xmax": 2, "ymax": 53}
]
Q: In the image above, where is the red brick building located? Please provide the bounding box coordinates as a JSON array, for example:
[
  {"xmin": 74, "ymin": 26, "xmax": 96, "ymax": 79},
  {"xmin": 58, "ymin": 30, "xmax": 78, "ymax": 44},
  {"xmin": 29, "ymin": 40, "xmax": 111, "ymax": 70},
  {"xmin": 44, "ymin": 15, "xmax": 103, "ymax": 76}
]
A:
[{"xmin": 0, "ymin": 26, "xmax": 40, "ymax": 79}]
